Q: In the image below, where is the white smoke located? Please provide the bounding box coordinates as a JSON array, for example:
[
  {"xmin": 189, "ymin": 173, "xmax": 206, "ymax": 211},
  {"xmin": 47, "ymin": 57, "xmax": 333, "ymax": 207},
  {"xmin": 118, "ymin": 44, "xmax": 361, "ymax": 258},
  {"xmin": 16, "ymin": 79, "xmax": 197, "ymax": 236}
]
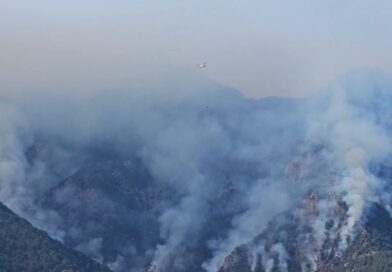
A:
[
  {"xmin": 202, "ymin": 181, "xmax": 293, "ymax": 272},
  {"xmin": 0, "ymin": 68, "xmax": 392, "ymax": 272},
  {"xmin": 306, "ymin": 74, "xmax": 392, "ymax": 250},
  {"xmin": 203, "ymin": 69, "xmax": 392, "ymax": 271},
  {"xmin": 270, "ymin": 243, "xmax": 289, "ymax": 272},
  {"xmin": 0, "ymin": 102, "xmax": 31, "ymax": 214}
]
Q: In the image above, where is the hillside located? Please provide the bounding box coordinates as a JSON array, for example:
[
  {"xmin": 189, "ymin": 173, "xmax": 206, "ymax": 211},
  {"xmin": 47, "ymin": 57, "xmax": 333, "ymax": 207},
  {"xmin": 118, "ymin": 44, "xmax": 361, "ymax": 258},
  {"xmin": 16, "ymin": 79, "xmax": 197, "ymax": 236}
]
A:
[
  {"xmin": 2, "ymin": 69, "xmax": 392, "ymax": 272},
  {"xmin": 321, "ymin": 204, "xmax": 392, "ymax": 272},
  {"xmin": 0, "ymin": 201, "xmax": 112, "ymax": 272},
  {"xmin": 217, "ymin": 202, "xmax": 392, "ymax": 272}
]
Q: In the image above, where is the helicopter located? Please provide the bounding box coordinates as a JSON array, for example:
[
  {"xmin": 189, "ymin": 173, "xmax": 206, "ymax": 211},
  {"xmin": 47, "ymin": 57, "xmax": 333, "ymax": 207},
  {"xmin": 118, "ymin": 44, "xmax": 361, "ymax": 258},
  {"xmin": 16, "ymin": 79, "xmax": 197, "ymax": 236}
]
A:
[{"xmin": 197, "ymin": 62, "xmax": 207, "ymax": 69}]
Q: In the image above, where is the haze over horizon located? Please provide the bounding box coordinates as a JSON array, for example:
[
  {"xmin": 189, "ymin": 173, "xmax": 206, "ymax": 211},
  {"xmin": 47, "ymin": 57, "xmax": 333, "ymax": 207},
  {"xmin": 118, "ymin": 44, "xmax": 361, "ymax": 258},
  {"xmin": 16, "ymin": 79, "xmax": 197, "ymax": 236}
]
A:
[
  {"xmin": 3, "ymin": 2, "xmax": 392, "ymax": 272},
  {"xmin": 1, "ymin": 0, "xmax": 392, "ymax": 98}
]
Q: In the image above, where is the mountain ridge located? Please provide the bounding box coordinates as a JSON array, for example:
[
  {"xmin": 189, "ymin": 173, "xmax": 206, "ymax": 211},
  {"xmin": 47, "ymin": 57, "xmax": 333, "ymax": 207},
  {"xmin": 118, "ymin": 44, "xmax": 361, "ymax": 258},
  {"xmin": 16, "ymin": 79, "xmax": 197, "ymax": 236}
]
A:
[{"xmin": 0, "ymin": 201, "xmax": 113, "ymax": 272}]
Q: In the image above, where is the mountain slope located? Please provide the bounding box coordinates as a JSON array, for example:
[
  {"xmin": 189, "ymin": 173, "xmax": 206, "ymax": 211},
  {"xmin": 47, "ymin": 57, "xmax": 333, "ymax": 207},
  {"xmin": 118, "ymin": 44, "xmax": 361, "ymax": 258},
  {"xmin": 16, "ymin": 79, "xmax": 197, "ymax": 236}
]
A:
[
  {"xmin": 40, "ymin": 156, "xmax": 235, "ymax": 272},
  {"xmin": 217, "ymin": 203, "xmax": 392, "ymax": 272},
  {"xmin": 321, "ymin": 204, "xmax": 392, "ymax": 272},
  {"xmin": 0, "ymin": 201, "xmax": 112, "ymax": 272},
  {"xmin": 40, "ymin": 157, "xmax": 173, "ymax": 270}
]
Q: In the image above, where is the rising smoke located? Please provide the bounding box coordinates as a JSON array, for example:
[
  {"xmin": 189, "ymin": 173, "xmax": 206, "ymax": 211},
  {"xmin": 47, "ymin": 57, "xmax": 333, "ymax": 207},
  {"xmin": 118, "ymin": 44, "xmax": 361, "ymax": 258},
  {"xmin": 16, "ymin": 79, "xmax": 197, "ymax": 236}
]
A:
[{"xmin": 0, "ymin": 68, "xmax": 392, "ymax": 271}]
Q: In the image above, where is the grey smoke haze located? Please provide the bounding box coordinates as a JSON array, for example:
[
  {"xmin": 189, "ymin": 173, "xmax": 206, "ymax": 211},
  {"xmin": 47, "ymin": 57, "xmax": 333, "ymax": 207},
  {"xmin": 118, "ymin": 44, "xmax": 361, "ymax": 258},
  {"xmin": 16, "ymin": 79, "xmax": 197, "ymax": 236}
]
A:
[
  {"xmin": 0, "ymin": 74, "xmax": 304, "ymax": 271},
  {"xmin": 1, "ymin": 1, "xmax": 392, "ymax": 270},
  {"xmin": 204, "ymin": 69, "xmax": 392, "ymax": 272},
  {"xmin": 1, "ymin": 68, "xmax": 392, "ymax": 272},
  {"xmin": 2, "ymin": 0, "xmax": 392, "ymax": 97}
]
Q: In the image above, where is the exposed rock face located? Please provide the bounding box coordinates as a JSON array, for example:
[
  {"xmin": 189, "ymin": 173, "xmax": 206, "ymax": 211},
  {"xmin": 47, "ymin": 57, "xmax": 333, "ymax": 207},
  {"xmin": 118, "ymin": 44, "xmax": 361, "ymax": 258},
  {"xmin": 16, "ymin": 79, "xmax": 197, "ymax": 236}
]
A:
[
  {"xmin": 322, "ymin": 203, "xmax": 392, "ymax": 272},
  {"xmin": 24, "ymin": 141, "xmax": 392, "ymax": 272},
  {"xmin": 218, "ymin": 203, "xmax": 392, "ymax": 272},
  {"xmin": 217, "ymin": 246, "xmax": 253, "ymax": 272},
  {"xmin": 9, "ymin": 74, "xmax": 392, "ymax": 272},
  {"xmin": 216, "ymin": 146, "xmax": 392, "ymax": 272},
  {"xmin": 0, "ymin": 201, "xmax": 112, "ymax": 272},
  {"xmin": 216, "ymin": 143, "xmax": 392, "ymax": 272}
]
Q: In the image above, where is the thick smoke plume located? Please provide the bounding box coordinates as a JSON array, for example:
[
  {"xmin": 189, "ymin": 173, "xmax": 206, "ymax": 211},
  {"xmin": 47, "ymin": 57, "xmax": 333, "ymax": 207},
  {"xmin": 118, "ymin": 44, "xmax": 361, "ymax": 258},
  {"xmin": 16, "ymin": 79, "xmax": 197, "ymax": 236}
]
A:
[
  {"xmin": 0, "ymin": 68, "xmax": 392, "ymax": 271},
  {"xmin": 217, "ymin": 68, "xmax": 392, "ymax": 272}
]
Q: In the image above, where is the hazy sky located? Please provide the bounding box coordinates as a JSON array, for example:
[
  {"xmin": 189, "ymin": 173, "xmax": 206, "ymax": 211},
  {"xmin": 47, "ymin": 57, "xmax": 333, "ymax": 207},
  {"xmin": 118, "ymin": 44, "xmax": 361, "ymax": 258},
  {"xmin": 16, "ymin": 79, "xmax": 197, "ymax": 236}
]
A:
[{"xmin": 1, "ymin": 0, "xmax": 392, "ymax": 97}]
